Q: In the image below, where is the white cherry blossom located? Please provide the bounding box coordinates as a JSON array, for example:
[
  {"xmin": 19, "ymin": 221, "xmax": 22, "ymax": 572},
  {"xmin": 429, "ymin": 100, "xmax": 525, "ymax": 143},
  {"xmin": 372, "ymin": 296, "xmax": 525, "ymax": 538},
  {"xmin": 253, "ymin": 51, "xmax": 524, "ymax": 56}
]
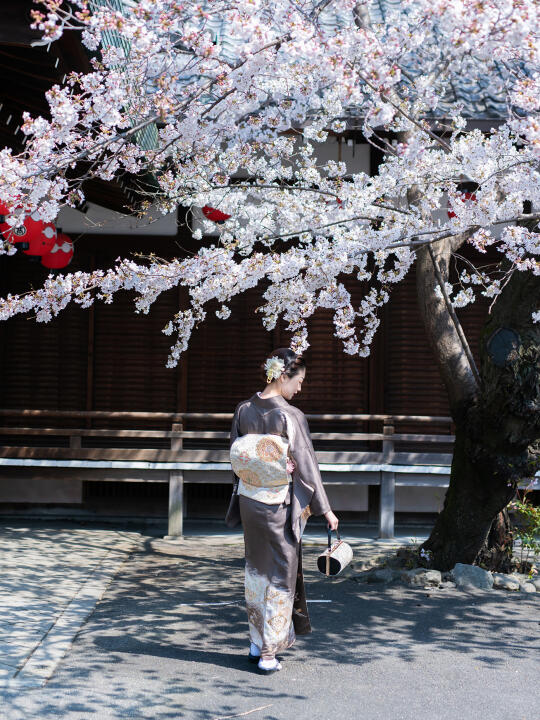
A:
[{"xmin": 0, "ymin": 0, "xmax": 537, "ymax": 366}]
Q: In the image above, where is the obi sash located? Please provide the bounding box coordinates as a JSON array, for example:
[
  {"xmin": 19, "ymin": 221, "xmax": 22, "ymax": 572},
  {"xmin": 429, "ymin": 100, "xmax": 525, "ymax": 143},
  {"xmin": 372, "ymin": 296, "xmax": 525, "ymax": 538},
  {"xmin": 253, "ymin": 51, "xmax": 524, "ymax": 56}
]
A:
[{"xmin": 230, "ymin": 433, "xmax": 291, "ymax": 505}]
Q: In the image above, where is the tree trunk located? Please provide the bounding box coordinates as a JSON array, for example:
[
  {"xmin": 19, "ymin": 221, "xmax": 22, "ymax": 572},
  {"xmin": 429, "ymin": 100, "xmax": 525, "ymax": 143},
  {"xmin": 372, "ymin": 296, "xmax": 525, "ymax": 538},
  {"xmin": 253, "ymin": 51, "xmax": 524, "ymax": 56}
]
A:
[
  {"xmin": 421, "ymin": 417, "xmax": 523, "ymax": 571},
  {"xmin": 475, "ymin": 508, "xmax": 514, "ymax": 573},
  {"xmin": 416, "ymin": 244, "xmax": 540, "ymax": 570}
]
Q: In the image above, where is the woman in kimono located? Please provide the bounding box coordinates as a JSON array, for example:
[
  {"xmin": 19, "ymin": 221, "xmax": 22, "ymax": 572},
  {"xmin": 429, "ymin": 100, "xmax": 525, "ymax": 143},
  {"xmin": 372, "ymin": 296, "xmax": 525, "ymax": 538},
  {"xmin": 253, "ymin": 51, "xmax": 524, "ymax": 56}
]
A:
[{"xmin": 228, "ymin": 348, "xmax": 339, "ymax": 675}]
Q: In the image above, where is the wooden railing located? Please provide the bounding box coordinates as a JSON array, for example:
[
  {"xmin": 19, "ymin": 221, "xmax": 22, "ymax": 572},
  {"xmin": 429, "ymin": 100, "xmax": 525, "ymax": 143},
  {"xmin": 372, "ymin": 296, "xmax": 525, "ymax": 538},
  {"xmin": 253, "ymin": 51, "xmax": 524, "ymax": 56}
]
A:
[{"xmin": 0, "ymin": 409, "xmax": 457, "ymax": 538}]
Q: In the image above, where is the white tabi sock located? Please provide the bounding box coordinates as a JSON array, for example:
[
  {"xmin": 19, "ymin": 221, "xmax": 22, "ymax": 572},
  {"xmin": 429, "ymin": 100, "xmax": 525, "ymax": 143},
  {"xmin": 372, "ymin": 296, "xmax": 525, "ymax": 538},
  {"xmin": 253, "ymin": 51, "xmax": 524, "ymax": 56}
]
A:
[
  {"xmin": 250, "ymin": 642, "xmax": 261, "ymax": 657},
  {"xmin": 258, "ymin": 657, "xmax": 282, "ymax": 671}
]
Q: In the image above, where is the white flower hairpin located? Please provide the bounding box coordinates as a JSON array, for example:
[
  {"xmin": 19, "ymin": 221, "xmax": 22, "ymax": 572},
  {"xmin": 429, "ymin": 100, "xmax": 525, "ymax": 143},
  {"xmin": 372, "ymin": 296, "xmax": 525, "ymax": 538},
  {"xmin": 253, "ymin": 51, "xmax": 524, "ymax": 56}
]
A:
[{"xmin": 264, "ymin": 356, "xmax": 285, "ymax": 383}]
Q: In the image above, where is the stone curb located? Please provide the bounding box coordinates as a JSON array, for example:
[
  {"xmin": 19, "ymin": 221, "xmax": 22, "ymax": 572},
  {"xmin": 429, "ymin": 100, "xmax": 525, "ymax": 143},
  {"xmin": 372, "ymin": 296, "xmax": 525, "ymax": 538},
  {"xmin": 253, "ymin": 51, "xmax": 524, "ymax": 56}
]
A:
[
  {"xmin": 352, "ymin": 565, "xmax": 539, "ymax": 594},
  {"xmin": 0, "ymin": 547, "xmax": 134, "ymax": 690}
]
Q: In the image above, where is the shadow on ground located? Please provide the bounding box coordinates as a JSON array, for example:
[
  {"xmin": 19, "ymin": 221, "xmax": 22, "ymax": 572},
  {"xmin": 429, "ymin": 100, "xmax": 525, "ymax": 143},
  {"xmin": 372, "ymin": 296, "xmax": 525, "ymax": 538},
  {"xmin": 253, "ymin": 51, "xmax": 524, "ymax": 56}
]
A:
[{"xmin": 2, "ymin": 530, "xmax": 538, "ymax": 720}]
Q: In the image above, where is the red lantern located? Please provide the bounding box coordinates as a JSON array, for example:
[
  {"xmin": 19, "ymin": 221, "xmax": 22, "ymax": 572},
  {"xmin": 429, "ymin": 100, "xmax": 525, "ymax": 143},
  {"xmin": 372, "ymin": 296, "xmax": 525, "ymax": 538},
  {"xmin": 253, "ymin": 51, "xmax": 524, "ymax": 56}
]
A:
[
  {"xmin": 0, "ymin": 200, "xmax": 11, "ymax": 222},
  {"xmin": 40, "ymin": 233, "xmax": 73, "ymax": 270},
  {"xmin": 448, "ymin": 192, "xmax": 476, "ymax": 219},
  {"xmin": 0, "ymin": 202, "xmax": 28, "ymax": 250},
  {"xmin": 0, "ymin": 209, "xmax": 56, "ymax": 255},
  {"xmin": 202, "ymin": 205, "xmax": 231, "ymax": 223},
  {"xmin": 22, "ymin": 213, "xmax": 57, "ymax": 256}
]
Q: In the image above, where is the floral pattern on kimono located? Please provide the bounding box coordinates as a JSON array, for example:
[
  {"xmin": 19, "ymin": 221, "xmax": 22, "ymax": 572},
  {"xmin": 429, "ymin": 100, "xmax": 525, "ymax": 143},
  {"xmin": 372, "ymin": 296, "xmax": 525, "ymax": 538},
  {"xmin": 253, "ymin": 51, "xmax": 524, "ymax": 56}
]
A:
[{"xmin": 245, "ymin": 564, "xmax": 296, "ymax": 655}]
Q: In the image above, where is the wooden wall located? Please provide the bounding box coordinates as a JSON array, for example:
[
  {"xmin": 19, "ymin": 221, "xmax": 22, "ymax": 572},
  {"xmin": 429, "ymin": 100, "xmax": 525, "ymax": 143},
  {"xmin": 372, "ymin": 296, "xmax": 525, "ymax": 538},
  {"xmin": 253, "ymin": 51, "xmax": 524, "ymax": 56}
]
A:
[
  {"xmin": 0, "ymin": 232, "xmax": 497, "ymax": 421},
  {"xmin": 383, "ymin": 257, "xmax": 492, "ymax": 417}
]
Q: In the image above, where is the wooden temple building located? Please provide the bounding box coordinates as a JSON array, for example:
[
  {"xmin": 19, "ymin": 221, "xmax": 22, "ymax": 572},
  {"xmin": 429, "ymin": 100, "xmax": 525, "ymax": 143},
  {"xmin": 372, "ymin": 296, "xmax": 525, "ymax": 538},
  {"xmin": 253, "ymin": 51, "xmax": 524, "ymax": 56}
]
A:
[{"xmin": 0, "ymin": 3, "xmax": 510, "ymax": 533}]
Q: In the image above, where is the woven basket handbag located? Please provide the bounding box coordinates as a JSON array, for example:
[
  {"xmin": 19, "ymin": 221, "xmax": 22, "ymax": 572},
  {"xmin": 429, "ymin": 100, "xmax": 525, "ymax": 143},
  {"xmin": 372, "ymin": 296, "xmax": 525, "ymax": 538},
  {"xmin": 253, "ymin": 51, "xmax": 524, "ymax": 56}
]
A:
[{"xmin": 317, "ymin": 529, "xmax": 353, "ymax": 576}]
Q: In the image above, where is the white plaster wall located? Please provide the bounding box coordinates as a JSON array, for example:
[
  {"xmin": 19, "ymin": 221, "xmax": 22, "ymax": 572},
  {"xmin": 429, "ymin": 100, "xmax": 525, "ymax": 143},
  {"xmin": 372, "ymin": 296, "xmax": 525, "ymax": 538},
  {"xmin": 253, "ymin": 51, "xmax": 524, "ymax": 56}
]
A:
[
  {"xmin": 325, "ymin": 485, "xmax": 368, "ymax": 511},
  {"xmin": 192, "ymin": 138, "xmax": 371, "ymax": 235},
  {"xmin": 324, "ymin": 485, "xmax": 445, "ymax": 513},
  {"xmin": 0, "ymin": 477, "xmax": 82, "ymax": 503},
  {"xmin": 56, "ymin": 202, "xmax": 178, "ymax": 235},
  {"xmin": 313, "ymin": 137, "xmax": 371, "ymax": 174},
  {"xmin": 0, "ymin": 475, "xmax": 448, "ymax": 511},
  {"xmin": 230, "ymin": 137, "xmax": 371, "ymax": 177},
  {"xmin": 395, "ymin": 486, "xmax": 446, "ymax": 513}
]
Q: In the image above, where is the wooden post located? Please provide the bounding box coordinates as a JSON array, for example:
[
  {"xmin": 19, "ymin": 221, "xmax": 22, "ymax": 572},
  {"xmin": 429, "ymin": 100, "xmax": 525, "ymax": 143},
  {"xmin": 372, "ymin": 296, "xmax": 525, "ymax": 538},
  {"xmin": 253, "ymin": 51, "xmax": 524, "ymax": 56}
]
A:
[
  {"xmin": 167, "ymin": 471, "xmax": 184, "ymax": 538},
  {"xmin": 382, "ymin": 418, "xmax": 394, "ymax": 462},
  {"xmin": 166, "ymin": 420, "xmax": 184, "ymax": 538},
  {"xmin": 170, "ymin": 421, "xmax": 184, "ymax": 452},
  {"xmin": 379, "ymin": 470, "xmax": 395, "ymax": 539},
  {"xmin": 379, "ymin": 418, "xmax": 395, "ymax": 538}
]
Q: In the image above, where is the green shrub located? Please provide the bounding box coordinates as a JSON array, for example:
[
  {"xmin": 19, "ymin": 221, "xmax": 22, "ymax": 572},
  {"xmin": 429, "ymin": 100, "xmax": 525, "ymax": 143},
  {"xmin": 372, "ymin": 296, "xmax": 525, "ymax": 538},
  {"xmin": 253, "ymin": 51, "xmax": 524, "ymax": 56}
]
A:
[{"xmin": 508, "ymin": 480, "xmax": 540, "ymax": 578}]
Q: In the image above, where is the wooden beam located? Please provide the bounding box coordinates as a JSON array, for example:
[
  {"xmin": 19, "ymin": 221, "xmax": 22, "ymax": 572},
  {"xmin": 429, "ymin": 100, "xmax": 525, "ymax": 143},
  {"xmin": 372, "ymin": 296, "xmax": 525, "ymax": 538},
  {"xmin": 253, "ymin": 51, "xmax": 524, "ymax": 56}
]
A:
[
  {"xmin": 0, "ymin": 409, "xmax": 187, "ymax": 421},
  {"xmin": 0, "ymin": 408, "xmax": 454, "ymax": 423},
  {"xmin": 0, "ymin": 428, "xmax": 456, "ymax": 443},
  {"xmin": 0, "ymin": 447, "xmax": 230, "ymax": 462},
  {"xmin": 0, "ymin": 446, "xmax": 398, "ymax": 464},
  {"xmin": 0, "ymin": 427, "xmax": 175, "ymax": 437}
]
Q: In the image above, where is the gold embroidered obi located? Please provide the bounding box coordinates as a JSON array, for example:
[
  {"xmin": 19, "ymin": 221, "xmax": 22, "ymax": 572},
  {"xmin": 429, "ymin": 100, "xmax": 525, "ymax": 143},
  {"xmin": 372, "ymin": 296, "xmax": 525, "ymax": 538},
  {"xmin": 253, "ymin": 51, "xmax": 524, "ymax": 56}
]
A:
[{"xmin": 230, "ymin": 433, "xmax": 291, "ymax": 505}]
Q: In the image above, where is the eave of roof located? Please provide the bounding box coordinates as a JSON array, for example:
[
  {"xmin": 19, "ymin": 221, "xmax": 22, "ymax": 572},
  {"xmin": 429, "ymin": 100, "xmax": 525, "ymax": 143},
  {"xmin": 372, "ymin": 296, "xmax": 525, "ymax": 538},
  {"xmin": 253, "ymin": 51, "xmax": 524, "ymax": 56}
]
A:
[{"xmin": 0, "ymin": 3, "xmax": 150, "ymax": 215}]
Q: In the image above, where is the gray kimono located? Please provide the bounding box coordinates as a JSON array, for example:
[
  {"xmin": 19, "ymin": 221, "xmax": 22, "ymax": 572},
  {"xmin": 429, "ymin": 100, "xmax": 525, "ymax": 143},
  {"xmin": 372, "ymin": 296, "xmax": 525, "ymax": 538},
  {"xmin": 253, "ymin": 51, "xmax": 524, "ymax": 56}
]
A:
[{"xmin": 229, "ymin": 391, "xmax": 331, "ymax": 656}]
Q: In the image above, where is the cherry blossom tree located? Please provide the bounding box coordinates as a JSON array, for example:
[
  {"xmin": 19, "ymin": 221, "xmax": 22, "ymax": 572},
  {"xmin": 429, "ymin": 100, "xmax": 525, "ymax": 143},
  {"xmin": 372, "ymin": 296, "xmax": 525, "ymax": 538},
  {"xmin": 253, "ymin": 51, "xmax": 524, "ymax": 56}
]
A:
[{"xmin": 0, "ymin": 0, "xmax": 538, "ymax": 569}]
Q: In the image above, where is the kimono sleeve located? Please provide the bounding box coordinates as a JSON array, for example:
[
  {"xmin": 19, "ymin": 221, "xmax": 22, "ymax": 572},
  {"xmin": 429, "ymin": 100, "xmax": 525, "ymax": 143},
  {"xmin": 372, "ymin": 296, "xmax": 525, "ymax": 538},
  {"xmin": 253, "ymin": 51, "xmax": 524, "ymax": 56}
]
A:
[
  {"xmin": 229, "ymin": 403, "xmax": 242, "ymax": 485},
  {"xmin": 289, "ymin": 410, "xmax": 331, "ymax": 517}
]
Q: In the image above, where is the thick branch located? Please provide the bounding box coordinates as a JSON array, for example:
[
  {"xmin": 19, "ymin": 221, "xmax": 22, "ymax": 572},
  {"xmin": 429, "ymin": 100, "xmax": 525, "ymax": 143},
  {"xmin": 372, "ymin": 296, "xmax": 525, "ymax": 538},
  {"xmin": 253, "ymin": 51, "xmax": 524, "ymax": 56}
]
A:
[
  {"xmin": 405, "ymin": 173, "xmax": 479, "ymax": 419},
  {"xmin": 427, "ymin": 243, "xmax": 480, "ymax": 384},
  {"xmin": 416, "ymin": 236, "xmax": 479, "ymax": 420}
]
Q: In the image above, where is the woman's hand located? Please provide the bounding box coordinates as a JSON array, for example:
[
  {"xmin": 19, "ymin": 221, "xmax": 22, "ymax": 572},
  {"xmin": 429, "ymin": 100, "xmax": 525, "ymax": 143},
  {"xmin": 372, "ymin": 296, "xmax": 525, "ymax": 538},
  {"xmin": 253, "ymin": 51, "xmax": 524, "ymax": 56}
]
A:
[{"xmin": 324, "ymin": 510, "xmax": 339, "ymax": 531}]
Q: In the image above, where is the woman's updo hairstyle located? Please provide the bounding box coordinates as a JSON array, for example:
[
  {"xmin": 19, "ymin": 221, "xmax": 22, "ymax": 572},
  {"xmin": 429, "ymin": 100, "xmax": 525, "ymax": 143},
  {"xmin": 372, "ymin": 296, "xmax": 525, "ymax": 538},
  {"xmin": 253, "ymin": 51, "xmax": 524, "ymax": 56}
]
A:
[{"xmin": 260, "ymin": 347, "xmax": 306, "ymax": 383}]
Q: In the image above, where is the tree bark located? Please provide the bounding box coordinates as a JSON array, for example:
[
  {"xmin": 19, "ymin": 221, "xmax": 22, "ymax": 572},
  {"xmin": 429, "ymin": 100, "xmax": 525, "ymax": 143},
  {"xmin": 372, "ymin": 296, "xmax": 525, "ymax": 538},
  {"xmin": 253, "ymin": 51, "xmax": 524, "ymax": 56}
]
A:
[
  {"xmin": 475, "ymin": 507, "xmax": 514, "ymax": 573},
  {"xmin": 416, "ymin": 246, "xmax": 540, "ymax": 570},
  {"xmin": 414, "ymin": 235, "xmax": 478, "ymax": 422}
]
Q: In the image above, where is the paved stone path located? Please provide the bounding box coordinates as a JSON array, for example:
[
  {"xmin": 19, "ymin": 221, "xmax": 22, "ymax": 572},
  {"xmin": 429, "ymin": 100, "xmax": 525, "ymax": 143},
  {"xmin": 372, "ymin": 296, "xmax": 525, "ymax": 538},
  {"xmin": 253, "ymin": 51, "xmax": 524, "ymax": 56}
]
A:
[
  {"xmin": 0, "ymin": 522, "xmax": 538, "ymax": 720},
  {"xmin": 0, "ymin": 520, "xmax": 421, "ymax": 692},
  {"xmin": 0, "ymin": 524, "xmax": 141, "ymax": 689}
]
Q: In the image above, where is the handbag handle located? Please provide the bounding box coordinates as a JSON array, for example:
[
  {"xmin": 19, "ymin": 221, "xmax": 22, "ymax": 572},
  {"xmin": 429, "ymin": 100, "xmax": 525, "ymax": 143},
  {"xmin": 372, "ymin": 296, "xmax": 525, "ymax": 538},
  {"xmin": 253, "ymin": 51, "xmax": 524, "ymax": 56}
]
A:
[{"xmin": 327, "ymin": 527, "xmax": 341, "ymax": 549}]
